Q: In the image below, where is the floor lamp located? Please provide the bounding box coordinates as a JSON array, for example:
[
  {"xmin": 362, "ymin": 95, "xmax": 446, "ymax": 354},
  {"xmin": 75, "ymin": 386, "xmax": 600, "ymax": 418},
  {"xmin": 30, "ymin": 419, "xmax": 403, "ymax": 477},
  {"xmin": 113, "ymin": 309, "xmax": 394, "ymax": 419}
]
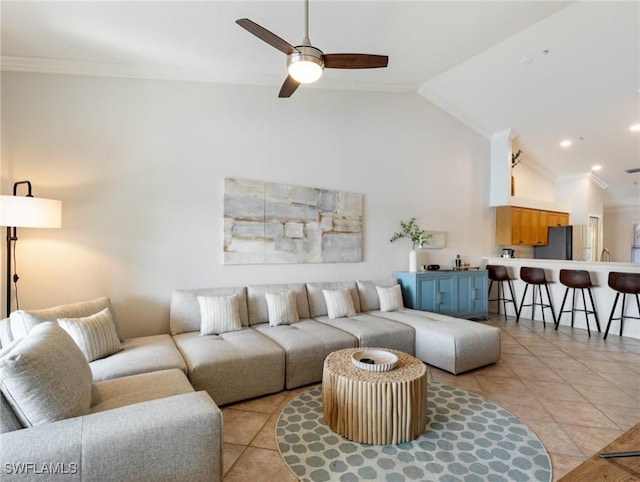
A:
[{"xmin": 0, "ymin": 181, "xmax": 62, "ymax": 317}]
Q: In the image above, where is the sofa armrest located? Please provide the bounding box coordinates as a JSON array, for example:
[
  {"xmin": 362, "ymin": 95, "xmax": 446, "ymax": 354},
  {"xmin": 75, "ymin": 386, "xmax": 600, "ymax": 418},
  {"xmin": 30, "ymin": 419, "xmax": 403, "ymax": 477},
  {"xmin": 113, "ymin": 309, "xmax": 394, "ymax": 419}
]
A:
[{"xmin": 1, "ymin": 392, "xmax": 222, "ymax": 482}]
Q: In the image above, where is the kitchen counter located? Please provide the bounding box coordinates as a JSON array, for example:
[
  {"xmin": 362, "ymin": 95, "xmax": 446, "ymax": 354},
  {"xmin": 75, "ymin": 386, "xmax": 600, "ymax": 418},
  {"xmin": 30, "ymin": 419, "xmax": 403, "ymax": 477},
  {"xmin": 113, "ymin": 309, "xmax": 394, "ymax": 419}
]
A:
[{"xmin": 482, "ymin": 257, "xmax": 640, "ymax": 340}]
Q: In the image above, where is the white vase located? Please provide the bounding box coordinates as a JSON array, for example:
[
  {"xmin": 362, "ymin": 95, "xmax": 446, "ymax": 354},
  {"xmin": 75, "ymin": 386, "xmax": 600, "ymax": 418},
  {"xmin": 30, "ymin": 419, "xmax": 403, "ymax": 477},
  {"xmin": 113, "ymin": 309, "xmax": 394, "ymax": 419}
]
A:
[{"xmin": 409, "ymin": 250, "xmax": 417, "ymax": 272}]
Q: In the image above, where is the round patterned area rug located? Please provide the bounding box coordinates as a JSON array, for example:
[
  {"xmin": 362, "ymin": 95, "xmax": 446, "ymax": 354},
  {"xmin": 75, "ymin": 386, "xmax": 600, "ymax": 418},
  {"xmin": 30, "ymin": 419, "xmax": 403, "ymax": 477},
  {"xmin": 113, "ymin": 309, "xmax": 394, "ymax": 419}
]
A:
[{"xmin": 276, "ymin": 383, "xmax": 552, "ymax": 482}]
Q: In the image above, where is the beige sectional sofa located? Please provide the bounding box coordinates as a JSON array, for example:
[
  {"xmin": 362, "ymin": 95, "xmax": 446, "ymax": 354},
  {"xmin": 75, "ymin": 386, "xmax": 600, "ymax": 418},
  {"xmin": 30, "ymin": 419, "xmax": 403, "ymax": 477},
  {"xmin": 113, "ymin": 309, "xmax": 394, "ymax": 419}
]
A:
[{"xmin": 0, "ymin": 278, "xmax": 501, "ymax": 481}]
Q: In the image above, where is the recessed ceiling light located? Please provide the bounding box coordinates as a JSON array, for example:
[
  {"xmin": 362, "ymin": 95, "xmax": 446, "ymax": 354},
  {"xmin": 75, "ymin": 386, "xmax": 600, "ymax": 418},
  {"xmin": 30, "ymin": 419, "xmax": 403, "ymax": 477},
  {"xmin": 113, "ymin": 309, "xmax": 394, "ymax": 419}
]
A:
[
  {"xmin": 560, "ymin": 140, "xmax": 572, "ymax": 147},
  {"xmin": 630, "ymin": 124, "xmax": 640, "ymax": 132},
  {"xmin": 591, "ymin": 165, "xmax": 602, "ymax": 171}
]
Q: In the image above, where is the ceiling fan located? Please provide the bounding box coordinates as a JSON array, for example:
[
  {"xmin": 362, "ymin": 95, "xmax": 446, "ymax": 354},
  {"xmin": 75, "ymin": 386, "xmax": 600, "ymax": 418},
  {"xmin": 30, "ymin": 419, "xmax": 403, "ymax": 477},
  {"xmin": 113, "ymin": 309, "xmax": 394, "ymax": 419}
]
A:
[{"xmin": 236, "ymin": 0, "xmax": 388, "ymax": 98}]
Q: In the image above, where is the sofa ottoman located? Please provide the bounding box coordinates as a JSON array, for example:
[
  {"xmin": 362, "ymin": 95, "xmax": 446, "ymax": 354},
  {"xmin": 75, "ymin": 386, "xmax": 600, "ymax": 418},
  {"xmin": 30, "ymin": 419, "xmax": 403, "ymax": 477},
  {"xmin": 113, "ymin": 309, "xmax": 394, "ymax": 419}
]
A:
[{"xmin": 372, "ymin": 309, "xmax": 501, "ymax": 374}]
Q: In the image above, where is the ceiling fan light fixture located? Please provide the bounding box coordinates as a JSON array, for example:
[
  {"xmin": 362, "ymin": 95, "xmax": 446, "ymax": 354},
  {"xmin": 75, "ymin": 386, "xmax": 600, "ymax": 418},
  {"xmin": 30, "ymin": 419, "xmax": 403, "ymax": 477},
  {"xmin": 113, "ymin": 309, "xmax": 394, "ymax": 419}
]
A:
[{"xmin": 287, "ymin": 46, "xmax": 324, "ymax": 83}]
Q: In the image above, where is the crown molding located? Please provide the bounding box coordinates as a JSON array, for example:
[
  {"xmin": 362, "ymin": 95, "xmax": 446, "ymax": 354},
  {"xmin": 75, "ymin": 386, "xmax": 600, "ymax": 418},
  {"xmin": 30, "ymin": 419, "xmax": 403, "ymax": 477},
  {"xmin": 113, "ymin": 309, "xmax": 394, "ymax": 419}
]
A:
[
  {"xmin": 0, "ymin": 55, "xmax": 414, "ymax": 94},
  {"xmin": 556, "ymin": 172, "xmax": 609, "ymax": 190},
  {"xmin": 416, "ymin": 84, "xmax": 494, "ymax": 139}
]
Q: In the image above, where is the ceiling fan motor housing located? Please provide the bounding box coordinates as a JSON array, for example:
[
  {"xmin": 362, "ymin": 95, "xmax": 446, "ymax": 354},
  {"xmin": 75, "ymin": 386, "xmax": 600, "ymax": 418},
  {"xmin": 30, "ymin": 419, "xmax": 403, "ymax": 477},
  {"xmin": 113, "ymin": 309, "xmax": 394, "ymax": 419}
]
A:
[{"xmin": 287, "ymin": 45, "xmax": 324, "ymax": 83}]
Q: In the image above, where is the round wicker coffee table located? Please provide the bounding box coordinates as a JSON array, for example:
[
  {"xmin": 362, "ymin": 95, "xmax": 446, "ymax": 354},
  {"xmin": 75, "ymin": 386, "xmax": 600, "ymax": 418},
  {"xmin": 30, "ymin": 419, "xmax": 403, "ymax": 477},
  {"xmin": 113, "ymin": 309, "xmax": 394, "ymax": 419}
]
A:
[{"xmin": 322, "ymin": 347, "xmax": 428, "ymax": 445}]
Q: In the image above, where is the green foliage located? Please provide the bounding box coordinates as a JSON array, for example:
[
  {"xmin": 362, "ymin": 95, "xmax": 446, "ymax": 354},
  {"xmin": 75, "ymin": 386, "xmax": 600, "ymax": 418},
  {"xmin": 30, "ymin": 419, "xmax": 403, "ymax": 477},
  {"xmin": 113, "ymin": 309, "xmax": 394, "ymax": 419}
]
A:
[{"xmin": 390, "ymin": 218, "xmax": 431, "ymax": 250}]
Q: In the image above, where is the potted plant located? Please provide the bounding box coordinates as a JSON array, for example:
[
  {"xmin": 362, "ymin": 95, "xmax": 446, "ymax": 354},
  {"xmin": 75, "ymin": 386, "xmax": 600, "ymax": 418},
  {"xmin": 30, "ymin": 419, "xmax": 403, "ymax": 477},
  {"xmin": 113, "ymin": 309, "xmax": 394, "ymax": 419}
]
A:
[{"xmin": 390, "ymin": 218, "xmax": 431, "ymax": 272}]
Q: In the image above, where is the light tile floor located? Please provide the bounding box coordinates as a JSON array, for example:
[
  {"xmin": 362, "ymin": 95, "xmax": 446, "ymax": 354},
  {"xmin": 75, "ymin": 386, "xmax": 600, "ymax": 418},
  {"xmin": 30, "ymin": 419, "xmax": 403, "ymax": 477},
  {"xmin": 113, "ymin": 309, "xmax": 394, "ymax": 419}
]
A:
[{"xmin": 221, "ymin": 315, "xmax": 640, "ymax": 481}]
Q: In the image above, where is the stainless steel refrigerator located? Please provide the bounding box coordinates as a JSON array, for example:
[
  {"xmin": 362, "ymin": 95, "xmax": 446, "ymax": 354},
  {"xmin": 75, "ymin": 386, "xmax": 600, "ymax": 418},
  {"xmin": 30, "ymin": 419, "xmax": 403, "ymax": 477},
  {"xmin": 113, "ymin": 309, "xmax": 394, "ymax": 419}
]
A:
[{"xmin": 534, "ymin": 226, "xmax": 588, "ymax": 261}]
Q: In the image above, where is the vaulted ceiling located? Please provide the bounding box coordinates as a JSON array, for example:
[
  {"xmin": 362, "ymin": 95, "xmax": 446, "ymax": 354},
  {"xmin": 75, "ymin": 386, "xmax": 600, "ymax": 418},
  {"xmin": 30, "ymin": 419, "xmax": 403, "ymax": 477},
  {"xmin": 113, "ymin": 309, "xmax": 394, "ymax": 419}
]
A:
[{"xmin": 2, "ymin": 1, "xmax": 638, "ymax": 208}]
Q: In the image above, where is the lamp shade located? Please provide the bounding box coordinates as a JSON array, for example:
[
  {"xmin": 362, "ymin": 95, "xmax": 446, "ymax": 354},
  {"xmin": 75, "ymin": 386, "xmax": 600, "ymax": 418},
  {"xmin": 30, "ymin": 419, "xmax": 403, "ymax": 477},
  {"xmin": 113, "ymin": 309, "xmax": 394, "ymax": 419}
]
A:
[{"xmin": 0, "ymin": 195, "xmax": 62, "ymax": 228}]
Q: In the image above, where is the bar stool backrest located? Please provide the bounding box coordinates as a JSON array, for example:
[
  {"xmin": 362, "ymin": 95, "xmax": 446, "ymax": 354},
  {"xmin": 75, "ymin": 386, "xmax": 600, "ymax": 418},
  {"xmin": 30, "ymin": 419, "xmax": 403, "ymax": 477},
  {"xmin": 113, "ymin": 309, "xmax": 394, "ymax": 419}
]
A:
[
  {"xmin": 520, "ymin": 267, "xmax": 547, "ymax": 285},
  {"xmin": 608, "ymin": 272, "xmax": 640, "ymax": 295},
  {"xmin": 559, "ymin": 269, "xmax": 593, "ymax": 289},
  {"xmin": 486, "ymin": 265, "xmax": 510, "ymax": 282}
]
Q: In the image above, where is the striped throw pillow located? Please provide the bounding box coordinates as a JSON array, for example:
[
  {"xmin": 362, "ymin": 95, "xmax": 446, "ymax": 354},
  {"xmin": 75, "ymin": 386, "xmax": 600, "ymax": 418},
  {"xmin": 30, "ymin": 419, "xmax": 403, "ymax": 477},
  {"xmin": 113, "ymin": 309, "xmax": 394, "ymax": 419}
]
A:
[
  {"xmin": 376, "ymin": 285, "xmax": 404, "ymax": 312},
  {"xmin": 322, "ymin": 289, "xmax": 356, "ymax": 319},
  {"xmin": 198, "ymin": 294, "xmax": 242, "ymax": 335},
  {"xmin": 265, "ymin": 291, "xmax": 299, "ymax": 326},
  {"xmin": 58, "ymin": 308, "xmax": 122, "ymax": 362}
]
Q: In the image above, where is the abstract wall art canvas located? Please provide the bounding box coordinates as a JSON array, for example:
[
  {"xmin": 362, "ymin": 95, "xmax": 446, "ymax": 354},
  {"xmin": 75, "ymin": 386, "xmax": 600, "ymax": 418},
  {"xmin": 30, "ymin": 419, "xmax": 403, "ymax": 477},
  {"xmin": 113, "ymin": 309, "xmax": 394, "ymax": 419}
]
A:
[{"xmin": 224, "ymin": 178, "xmax": 363, "ymax": 264}]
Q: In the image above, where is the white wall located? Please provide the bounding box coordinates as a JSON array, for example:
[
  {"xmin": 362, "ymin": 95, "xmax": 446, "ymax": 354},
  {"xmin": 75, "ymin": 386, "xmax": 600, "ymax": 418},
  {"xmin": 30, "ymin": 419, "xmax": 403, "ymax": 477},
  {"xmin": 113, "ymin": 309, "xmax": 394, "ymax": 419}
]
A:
[
  {"xmin": 603, "ymin": 206, "xmax": 640, "ymax": 262},
  {"xmin": 1, "ymin": 72, "xmax": 493, "ymax": 337}
]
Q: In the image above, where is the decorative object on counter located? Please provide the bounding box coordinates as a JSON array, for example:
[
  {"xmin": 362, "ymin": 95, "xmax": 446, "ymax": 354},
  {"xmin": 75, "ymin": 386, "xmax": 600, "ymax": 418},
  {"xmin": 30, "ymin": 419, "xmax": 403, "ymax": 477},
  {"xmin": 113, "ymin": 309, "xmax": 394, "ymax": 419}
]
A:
[
  {"xmin": 455, "ymin": 254, "xmax": 462, "ymax": 268},
  {"xmin": 604, "ymin": 272, "xmax": 640, "ymax": 340},
  {"xmin": 511, "ymin": 149, "xmax": 523, "ymax": 168},
  {"xmin": 0, "ymin": 181, "xmax": 62, "ymax": 317},
  {"xmin": 510, "ymin": 149, "xmax": 523, "ymax": 196},
  {"xmin": 390, "ymin": 217, "xmax": 431, "ymax": 273}
]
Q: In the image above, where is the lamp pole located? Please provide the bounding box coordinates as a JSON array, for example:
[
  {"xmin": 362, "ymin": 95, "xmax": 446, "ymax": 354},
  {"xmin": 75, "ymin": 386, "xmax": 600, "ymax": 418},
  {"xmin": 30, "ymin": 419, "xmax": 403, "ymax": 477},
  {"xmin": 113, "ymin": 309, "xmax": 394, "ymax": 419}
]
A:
[{"xmin": 5, "ymin": 181, "xmax": 33, "ymax": 317}]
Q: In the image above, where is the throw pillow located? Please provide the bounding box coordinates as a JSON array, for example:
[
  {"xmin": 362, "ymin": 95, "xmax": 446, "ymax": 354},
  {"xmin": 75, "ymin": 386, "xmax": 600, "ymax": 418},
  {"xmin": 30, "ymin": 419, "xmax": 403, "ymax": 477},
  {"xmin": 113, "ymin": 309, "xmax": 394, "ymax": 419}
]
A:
[
  {"xmin": 58, "ymin": 308, "xmax": 123, "ymax": 362},
  {"xmin": 0, "ymin": 322, "xmax": 93, "ymax": 427},
  {"xmin": 376, "ymin": 285, "xmax": 404, "ymax": 312},
  {"xmin": 265, "ymin": 291, "xmax": 299, "ymax": 326},
  {"xmin": 198, "ymin": 294, "xmax": 243, "ymax": 335},
  {"xmin": 322, "ymin": 289, "xmax": 356, "ymax": 319}
]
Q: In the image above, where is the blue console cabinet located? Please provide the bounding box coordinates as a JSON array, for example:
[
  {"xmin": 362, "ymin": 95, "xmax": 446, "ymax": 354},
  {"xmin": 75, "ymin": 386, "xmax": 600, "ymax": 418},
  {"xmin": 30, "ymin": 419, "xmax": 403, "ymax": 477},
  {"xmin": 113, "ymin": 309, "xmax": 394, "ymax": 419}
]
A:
[{"xmin": 396, "ymin": 270, "xmax": 488, "ymax": 320}]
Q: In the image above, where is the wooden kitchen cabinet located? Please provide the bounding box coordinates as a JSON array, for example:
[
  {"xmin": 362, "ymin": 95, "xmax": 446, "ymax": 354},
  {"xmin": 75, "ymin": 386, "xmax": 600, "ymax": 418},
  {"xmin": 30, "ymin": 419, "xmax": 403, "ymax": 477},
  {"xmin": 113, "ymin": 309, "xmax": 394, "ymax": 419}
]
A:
[{"xmin": 495, "ymin": 206, "xmax": 570, "ymax": 246}]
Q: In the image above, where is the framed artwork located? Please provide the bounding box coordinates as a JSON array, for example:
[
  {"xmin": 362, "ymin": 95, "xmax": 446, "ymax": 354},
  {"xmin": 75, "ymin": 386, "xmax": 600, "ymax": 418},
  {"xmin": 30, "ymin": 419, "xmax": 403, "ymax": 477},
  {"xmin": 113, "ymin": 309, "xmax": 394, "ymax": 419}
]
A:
[
  {"xmin": 224, "ymin": 178, "xmax": 363, "ymax": 264},
  {"xmin": 422, "ymin": 231, "xmax": 446, "ymax": 249}
]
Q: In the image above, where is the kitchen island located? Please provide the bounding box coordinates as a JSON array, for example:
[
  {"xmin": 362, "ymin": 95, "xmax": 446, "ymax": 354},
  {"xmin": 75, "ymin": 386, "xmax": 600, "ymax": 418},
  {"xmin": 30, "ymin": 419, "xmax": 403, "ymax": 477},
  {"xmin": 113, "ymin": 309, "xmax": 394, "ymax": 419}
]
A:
[{"xmin": 482, "ymin": 257, "xmax": 640, "ymax": 340}]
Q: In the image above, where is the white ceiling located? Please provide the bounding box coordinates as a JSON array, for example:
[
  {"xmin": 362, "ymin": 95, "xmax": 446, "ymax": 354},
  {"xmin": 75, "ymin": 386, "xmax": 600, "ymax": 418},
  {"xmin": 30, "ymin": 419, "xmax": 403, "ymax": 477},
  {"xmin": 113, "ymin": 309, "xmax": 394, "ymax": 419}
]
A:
[{"xmin": 2, "ymin": 1, "xmax": 639, "ymax": 208}]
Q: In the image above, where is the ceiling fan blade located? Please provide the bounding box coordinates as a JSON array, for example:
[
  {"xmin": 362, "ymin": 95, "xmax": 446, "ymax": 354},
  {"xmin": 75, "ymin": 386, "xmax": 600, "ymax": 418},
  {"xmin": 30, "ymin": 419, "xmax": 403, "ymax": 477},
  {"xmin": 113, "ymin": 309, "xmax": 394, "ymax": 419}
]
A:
[
  {"xmin": 324, "ymin": 54, "xmax": 389, "ymax": 69},
  {"xmin": 236, "ymin": 18, "xmax": 296, "ymax": 55},
  {"xmin": 279, "ymin": 76, "xmax": 301, "ymax": 98}
]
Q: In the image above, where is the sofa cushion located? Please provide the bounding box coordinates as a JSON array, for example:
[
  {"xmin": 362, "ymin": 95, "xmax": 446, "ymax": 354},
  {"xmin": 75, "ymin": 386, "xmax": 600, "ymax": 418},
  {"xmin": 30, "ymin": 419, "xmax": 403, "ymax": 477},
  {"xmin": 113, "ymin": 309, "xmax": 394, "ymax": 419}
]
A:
[
  {"xmin": 254, "ymin": 320, "xmax": 357, "ymax": 389},
  {"xmin": 376, "ymin": 285, "xmax": 404, "ymax": 312},
  {"xmin": 172, "ymin": 329, "xmax": 285, "ymax": 406},
  {"xmin": 9, "ymin": 296, "xmax": 125, "ymax": 342},
  {"xmin": 58, "ymin": 307, "xmax": 123, "ymax": 362},
  {"xmin": 197, "ymin": 294, "xmax": 242, "ymax": 335},
  {"xmin": 322, "ymin": 289, "xmax": 357, "ymax": 319},
  {"xmin": 90, "ymin": 369, "xmax": 194, "ymax": 414},
  {"xmin": 246, "ymin": 283, "xmax": 310, "ymax": 325},
  {"xmin": 0, "ymin": 391, "xmax": 23, "ymax": 433},
  {"xmin": 265, "ymin": 291, "xmax": 299, "ymax": 326},
  {"xmin": 170, "ymin": 287, "xmax": 249, "ymax": 335},
  {"xmin": 90, "ymin": 334, "xmax": 187, "ymax": 382},
  {"xmin": 356, "ymin": 279, "xmax": 399, "ymax": 312},
  {"xmin": 0, "ymin": 322, "xmax": 92, "ymax": 427},
  {"xmin": 314, "ymin": 313, "xmax": 415, "ymax": 355},
  {"xmin": 306, "ymin": 281, "xmax": 361, "ymax": 318}
]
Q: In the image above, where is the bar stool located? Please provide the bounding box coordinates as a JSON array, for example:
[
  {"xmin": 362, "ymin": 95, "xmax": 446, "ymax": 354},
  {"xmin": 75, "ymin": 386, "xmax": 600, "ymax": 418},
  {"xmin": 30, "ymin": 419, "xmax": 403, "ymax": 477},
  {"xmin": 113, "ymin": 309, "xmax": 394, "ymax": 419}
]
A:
[
  {"xmin": 516, "ymin": 267, "xmax": 556, "ymax": 326},
  {"xmin": 556, "ymin": 269, "xmax": 600, "ymax": 336},
  {"xmin": 604, "ymin": 272, "xmax": 640, "ymax": 340},
  {"xmin": 486, "ymin": 264, "xmax": 518, "ymax": 320}
]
